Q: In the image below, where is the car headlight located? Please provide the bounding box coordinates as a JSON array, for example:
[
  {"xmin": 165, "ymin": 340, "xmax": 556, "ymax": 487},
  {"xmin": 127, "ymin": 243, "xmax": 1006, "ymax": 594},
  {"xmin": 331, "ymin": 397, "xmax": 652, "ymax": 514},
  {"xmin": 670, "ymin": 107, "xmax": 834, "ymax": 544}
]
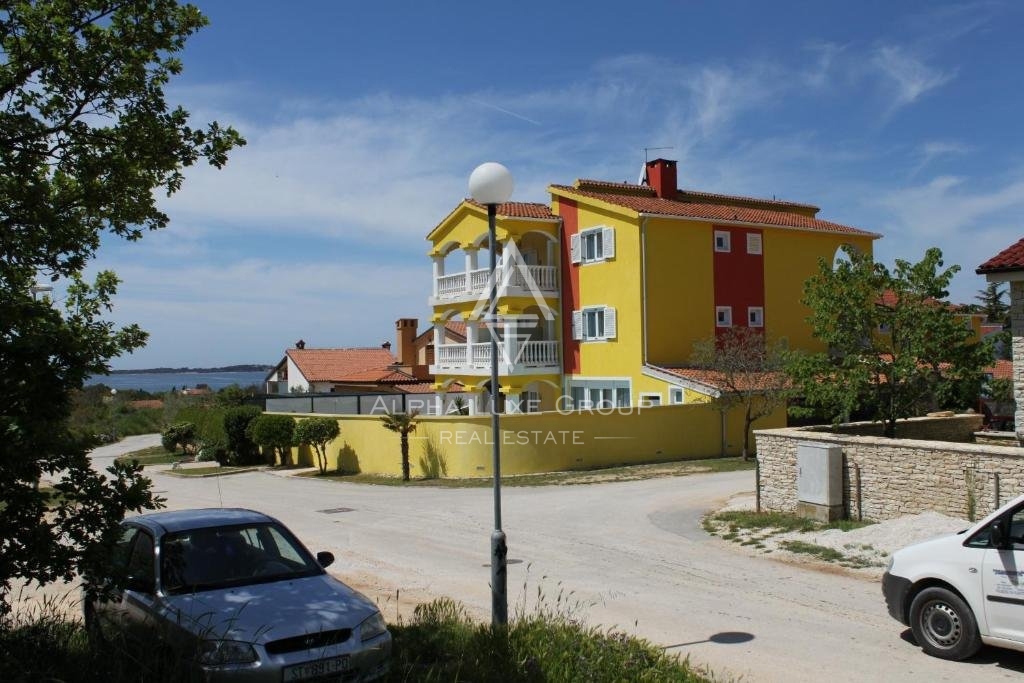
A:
[
  {"xmin": 198, "ymin": 639, "xmax": 258, "ymax": 666},
  {"xmin": 360, "ymin": 611, "xmax": 388, "ymax": 642}
]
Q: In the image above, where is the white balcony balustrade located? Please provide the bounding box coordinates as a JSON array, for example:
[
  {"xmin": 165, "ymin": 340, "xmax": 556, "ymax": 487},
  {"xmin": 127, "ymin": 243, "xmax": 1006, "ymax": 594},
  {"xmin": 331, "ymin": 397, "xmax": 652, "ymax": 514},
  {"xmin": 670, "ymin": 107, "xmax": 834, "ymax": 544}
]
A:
[
  {"xmin": 433, "ymin": 339, "xmax": 560, "ymax": 375},
  {"xmin": 433, "ymin": 265, "xmax": 558, "ymax": 302}
]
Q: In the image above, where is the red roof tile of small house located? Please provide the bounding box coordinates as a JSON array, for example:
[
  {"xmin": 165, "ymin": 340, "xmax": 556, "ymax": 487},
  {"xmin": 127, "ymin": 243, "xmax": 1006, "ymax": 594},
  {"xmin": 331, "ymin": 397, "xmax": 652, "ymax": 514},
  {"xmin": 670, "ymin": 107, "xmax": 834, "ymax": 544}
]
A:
[
  {"xmin": 465, "ymin": 200, "xmax": 557, "ymax": 220},
  {"xmin": 981, "ymin": 324, "xmax": 1004, "ymax": 337},
  {"xmin": 655, "ymin": 366, "xmax": 789, "ymax": 393},
  {"xmin": 977, "ymin": 238, "xmax": 1024, "ymax": 274},
  {"xmin": 286, "ymin": 348, "xmax": 398, "ymax": 383},
  {"xmin": 987, "ymin": 359, "xmax": 1013, "ymax": 380},
  {"xmin": 414, "ymin": 320, "xmax": 467, "ymax": 344},
  {"xmin": 550, "ymin": 183, "xmax": 876, "ymax": 237},
  {"xmin": 396, "ymin": 381, "xmax": 465, "ymax": 394}
]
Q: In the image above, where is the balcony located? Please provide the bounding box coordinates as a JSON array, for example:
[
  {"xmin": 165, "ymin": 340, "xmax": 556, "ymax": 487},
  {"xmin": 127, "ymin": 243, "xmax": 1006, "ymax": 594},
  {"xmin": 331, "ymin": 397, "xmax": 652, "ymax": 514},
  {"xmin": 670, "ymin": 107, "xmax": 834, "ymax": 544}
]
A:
[
  {"xmin": 432, "ymin": 265, "xmax": 558, "ymax": 305},
  {"xmin": 431, "ymin": 339, "xmax": 560, "ymax": 376}
]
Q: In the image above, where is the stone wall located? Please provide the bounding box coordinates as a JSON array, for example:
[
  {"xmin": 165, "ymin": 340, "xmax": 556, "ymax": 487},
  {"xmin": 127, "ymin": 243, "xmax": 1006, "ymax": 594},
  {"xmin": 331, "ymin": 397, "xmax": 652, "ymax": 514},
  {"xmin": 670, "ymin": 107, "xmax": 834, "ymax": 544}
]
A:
[
  {"xmin": 807, "ymin": 414, "xmax": 983, "ymax": 442},
  {"xmin": 756, "ymin": 420, "xmax": 1024, "ymax": 521}
]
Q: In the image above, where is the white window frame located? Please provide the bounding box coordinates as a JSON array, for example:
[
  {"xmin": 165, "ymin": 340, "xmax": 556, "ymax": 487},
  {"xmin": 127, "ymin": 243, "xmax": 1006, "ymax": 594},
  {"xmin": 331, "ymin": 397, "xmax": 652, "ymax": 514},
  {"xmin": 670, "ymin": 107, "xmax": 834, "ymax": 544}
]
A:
[
  {"xmin": 670, "ymin": 388, "xmax": 684, "ymax": 404},
  {"xmin": 574, "ymin": 306, "xmax": 617, "ymax": 342},
  {"xmin": 748, "ymin": 306, "xmax": 764, "ymax": 328},
  {"xmin": 639, "ymin": 392, "xmax": 662, "ymax": 407},
  {"xmin": 716, "ymin": 306, "xmax": 732, "ymax": 328},
  {"xmin": 714, "ymin": 230, "xmax": 731, "ymax": 253},
  {"xmin": 576, "ymin": 226, "xmax": 616, "ymax": 264},
  {"xmin": 746, "ymin": 232, "xmax": 762, "ymax": 255}
]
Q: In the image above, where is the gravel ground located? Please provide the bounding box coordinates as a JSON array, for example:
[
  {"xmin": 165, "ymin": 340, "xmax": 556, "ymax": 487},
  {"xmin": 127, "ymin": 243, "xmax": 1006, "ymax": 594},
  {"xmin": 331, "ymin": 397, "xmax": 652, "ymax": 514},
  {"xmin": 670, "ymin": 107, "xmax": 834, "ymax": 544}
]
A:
[{"xmin": 716, "ymin": 493, "xmax": 971, "ymax": 576}]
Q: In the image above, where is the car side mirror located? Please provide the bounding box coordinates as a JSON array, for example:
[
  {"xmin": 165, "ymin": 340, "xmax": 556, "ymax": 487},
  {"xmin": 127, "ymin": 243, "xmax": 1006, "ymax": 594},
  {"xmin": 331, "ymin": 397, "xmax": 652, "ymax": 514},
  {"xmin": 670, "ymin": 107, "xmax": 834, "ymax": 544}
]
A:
[
  {"xmin": 991, "ymin": 520, "xmax": 1008, "ymax": 549},
  {"xmin": 316, "ymin": 551, "xmax": 335, "ymax": 569},
  {"xmin": 125, "ymin": 573, "xmax": 155, "ymax": 594}
]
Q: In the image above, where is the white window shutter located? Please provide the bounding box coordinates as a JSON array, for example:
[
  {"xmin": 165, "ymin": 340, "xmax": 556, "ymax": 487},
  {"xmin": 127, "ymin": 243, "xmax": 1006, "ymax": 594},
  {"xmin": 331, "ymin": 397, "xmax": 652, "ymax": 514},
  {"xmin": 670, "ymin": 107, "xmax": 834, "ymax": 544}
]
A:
[
  {"xmin": 570, "ymin": 234, "xmax": 581, "ymax": 264},
  {"xmin": 572, "ymin": 310, "xmax": 583, "ymax": 340},
  {"xmin": 604, "ymin": 307, "xmax": 617, "ymax": 339},
  {"xmin": 602, "ymin": 227, "xmax": 615, "ymax": 259}
]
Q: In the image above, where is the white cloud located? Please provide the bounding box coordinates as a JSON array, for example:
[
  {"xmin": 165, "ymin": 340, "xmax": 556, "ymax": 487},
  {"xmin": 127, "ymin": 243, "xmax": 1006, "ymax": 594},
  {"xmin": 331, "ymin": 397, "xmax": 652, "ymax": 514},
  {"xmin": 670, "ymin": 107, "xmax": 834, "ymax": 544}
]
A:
[{"xmin": 871, "ymin": 46, "xmax": 955, "ymax": 110}]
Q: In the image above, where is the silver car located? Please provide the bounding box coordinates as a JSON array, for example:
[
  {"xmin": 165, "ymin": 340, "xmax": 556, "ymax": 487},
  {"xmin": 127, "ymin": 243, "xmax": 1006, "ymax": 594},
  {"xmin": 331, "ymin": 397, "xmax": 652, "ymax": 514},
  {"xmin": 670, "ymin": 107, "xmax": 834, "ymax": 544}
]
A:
[{"xmin": 84, "ymin": 508, "xmax": 391, "ymax": 681}]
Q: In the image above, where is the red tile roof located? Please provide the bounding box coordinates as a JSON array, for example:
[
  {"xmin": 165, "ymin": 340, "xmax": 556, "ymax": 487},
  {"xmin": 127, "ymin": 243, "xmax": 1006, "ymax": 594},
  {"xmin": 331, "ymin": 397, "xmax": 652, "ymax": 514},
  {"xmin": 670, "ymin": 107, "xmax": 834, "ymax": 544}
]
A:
[
  {"xmin": 981, "ymin": 324, "xmax": 1004, "ymax": 337},
  {"xmin": 396, "ymin": 381, "xmax": 465, "ymax": 394},
  {"xmin": 414, "ymin": 320, "xmax": 467, "ymax": 344},
  {"xmin": 286, "ymin": 348, "xmax": 398, "ymax": 383},
  {"xmin": 552, "ymin": 182, "xmax": 876, "ymax": 237},
  {"xmin": 655, "ymin": 366, "xmax": 789, "ymax": 393},
  {"xmin": 977, "ymin": 238, "xmax": 1024, "ymax": 274},
  {"xmin": 987, "ymin": 359, "xmax": 1013, "ymax": 380},
  {"xmin": 466, "ymin": 200, "xmax": 557, "ymax": 220}
]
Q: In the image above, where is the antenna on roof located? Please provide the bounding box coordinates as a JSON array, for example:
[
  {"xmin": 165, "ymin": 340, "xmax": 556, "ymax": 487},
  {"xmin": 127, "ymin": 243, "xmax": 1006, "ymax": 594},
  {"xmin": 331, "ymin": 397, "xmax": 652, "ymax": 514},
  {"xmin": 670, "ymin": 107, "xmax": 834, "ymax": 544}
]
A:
[{"xmin": 640, "ymin": 146, "xmax": 674, "ymax": 184}]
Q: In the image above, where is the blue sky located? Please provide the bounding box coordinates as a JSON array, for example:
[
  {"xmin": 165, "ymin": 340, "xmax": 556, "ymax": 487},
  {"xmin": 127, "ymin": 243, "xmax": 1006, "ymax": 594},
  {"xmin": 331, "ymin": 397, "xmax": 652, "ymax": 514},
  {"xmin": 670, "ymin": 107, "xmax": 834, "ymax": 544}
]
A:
[{"xmin": 91, "ymin": 1, "xmax": 1024, "ymax": 368}]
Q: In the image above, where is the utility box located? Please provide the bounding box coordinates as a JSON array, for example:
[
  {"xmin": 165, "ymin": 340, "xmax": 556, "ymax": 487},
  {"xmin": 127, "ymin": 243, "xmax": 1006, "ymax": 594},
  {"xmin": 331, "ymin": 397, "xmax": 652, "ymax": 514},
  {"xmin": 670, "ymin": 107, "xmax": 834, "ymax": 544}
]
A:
[{"xmin": 796, "ymin": 442, "xmax": 844, "ymax": 522}]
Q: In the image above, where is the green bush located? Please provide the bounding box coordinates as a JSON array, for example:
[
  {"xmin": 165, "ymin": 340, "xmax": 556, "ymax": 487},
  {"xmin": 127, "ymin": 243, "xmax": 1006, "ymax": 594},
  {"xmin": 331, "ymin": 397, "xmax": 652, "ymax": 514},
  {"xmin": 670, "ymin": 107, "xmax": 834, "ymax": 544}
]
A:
[
  {"xmin": 388, "ymin": 598, "xmax": 707, "ymax": 682},
  {"xmin": 223, "ymin": 405, "xmax": 263, "ymax": 465},
  {"xmin": 293, "ymin": 417, "xmax": 340, "ymax": 474},
  {"xmin": 418, "ymin": 435, "xmax": 448, "ymax": 479},
  {"xmin": 247, "ymin": 414, "xmax": 296, "ymax": 466},
  {"xmin": 161, "ymin": 422, "xmax": 196, "ymax": 456},
  {"xmin": 177, "ymin": 406, "xmax": 228, "ymax": 464}
]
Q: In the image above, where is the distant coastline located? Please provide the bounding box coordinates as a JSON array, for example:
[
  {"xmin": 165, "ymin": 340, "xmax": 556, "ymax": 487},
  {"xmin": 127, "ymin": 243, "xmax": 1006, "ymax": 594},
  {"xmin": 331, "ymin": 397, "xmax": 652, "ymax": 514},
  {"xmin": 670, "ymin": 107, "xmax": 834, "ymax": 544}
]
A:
[{"xmin": 107, "ymin": 364, "xmax": 271, "ymax": 375}]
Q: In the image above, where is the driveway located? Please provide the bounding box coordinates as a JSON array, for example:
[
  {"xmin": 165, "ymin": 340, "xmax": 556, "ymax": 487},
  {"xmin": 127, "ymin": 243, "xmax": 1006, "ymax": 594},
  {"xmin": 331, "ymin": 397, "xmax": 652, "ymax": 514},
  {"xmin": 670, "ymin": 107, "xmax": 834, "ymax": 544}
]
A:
[{"xmin": 137, "ymin": 464, "xmax": 1024, "ymax": 682}]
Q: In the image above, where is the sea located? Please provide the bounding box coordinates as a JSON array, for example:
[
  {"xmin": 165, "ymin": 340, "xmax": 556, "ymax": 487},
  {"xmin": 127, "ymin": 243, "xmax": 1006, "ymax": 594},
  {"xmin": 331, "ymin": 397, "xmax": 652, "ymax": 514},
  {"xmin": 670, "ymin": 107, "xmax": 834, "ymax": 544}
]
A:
[{"xmin": 86, "ymin": 371, "xmax": 268, "ymax": 393}]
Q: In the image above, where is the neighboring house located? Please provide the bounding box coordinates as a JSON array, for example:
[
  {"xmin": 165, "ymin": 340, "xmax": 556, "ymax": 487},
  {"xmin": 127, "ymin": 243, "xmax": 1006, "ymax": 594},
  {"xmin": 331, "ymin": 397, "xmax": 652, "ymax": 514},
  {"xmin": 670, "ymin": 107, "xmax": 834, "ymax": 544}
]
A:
[
  {"xmin": 977, "ymin": 238, "xmax": 1024, "ymax": 434},
  {"xmin": 427, "ymin": 158, "xmax": 879, "ymax": 414},
  {"xmin": 264, "ymin": 319, "xmax": 465, "ymax": 403}
]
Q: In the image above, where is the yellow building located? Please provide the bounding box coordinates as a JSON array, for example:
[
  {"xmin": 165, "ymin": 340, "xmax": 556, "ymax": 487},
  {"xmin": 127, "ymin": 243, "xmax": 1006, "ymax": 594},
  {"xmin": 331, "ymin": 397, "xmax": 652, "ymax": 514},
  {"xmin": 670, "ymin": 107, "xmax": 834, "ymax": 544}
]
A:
[{"xmin": 427, "ymin": 159, "xmax": 879, "ymax": 414}]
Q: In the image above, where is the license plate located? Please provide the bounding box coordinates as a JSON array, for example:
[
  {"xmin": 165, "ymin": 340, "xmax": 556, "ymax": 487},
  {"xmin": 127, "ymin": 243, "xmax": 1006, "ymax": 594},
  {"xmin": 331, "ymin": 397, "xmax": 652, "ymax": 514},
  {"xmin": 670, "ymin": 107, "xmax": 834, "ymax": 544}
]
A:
[{"xmin": 283, "ymin": 655, "xmax": 350, "ymax": 681}]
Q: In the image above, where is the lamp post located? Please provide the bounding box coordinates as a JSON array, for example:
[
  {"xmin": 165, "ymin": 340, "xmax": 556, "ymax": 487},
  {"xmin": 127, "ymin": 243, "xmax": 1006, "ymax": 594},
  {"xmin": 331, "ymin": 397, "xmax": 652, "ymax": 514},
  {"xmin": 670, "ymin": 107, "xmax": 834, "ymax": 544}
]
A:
[
  {"xmin": 468, "ymin": 161, "xmax": 514, "ymax": 626},
  {"xmin": 110, "ymin": 388, "xmax": 118, "ymax": 442}
]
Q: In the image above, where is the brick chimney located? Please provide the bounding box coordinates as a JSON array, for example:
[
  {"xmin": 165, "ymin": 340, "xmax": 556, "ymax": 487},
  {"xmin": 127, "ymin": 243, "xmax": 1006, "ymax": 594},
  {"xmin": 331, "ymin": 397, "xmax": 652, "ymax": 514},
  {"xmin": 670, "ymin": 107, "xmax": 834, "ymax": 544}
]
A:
[
  {"xmin": 645, "ymin": 159, "xmax": 677, "ymax": 199},
  {"xmin": 395, "ymin": 318, "xmax": 418, "ymax": 366}
]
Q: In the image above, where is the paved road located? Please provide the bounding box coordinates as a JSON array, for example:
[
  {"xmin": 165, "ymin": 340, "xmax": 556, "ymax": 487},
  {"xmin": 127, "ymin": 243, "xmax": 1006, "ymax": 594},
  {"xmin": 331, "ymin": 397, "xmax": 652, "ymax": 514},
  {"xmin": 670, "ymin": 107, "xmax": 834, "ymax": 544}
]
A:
[{"xmin": 136, "ymin": 462, "xmax": 1024, "ymax": 683}]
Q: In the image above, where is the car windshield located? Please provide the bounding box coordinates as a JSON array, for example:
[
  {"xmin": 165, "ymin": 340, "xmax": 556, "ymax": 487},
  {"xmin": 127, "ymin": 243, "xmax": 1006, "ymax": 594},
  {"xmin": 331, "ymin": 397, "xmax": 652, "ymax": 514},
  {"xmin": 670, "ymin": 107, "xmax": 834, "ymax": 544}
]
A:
[{"xmin": 161, "ymin": 522, "xmax": 322, "ymax": 594}]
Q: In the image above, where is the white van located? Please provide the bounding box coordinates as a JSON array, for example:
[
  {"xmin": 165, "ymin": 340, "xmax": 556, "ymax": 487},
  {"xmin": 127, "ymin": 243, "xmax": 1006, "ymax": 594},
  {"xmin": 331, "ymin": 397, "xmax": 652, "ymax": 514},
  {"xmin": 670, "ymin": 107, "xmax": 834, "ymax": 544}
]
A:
[{"xmin": 883, "ymin": 492, "xmax": 1024, "ymax": 660}]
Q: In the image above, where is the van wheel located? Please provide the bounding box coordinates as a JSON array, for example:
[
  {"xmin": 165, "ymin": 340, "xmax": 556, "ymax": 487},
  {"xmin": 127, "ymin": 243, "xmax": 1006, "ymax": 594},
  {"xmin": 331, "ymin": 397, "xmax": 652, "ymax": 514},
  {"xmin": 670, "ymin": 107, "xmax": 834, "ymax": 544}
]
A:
[{"xmin": 909, "ymin": 587, "xmax": 981, "ymax": 660}]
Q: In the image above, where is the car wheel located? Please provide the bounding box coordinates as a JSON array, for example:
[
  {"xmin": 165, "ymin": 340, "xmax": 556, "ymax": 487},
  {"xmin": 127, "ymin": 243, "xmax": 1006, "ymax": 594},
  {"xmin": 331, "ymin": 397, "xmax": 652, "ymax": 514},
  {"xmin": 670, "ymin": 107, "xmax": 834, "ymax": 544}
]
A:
[{"xmin": 909, "ymin": 586, "xmax": 982, "ymax": 660}]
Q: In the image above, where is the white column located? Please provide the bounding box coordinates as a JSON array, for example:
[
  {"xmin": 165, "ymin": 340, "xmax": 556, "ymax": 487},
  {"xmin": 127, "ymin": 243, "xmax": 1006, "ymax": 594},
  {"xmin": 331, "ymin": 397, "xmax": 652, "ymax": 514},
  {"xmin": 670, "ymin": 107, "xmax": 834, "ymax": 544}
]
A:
[
  {"xmin": 503, "ymin": 321, "xmax": 516, "ymax": 368},
  {"xmin": 431, "ymin": 255, "xmax": 444, "ymax": 298},
  {"xmin": 464, "ymin": 248, "xmax": 478, "ymax": 294},
  {"xmin": 505, "ymin": 390, "xmax": 522, "ymax": 414},
  {"xmin": 466, "ymin": 320, "xmax": 477, "ymax": 365},
  {"xmin": 546, "ymin": 239, "xmax": 555, "ymax": 268},
  {"xmin": 436, "ymin": 391, "xmax": 447, "ymax": 416}
]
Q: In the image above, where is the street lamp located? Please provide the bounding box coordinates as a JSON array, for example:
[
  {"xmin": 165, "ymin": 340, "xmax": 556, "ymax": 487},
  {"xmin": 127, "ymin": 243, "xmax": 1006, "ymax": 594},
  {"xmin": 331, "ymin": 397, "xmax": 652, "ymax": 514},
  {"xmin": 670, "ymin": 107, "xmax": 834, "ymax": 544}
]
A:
[
  {"xmin": 468, "ymin": 161, "xmax": 514, "ymax": 626},
  {"xmin": 110, "ymin": 388, "xmax": 118, "ymax": 442}
]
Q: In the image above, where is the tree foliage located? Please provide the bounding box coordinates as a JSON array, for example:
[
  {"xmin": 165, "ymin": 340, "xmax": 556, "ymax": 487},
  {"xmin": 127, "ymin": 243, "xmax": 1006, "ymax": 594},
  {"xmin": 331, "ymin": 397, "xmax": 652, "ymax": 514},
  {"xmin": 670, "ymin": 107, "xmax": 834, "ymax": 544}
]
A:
[
  {"xmin": 380, "ymin": 411, "xmax": 420, "ymax": 481},
  {"xmin": 690, "ymin": 327, "xmax": 790, "ymax": 460},
  {"xmin": 222, "ymin": 405, "xmax": 263, "ymax": 465},
  {"xmin": 293, "ymin": 417, "xmax": 340, "ymax": 474},
  {"xmin": 160, "ymin": 422, "xmax": 196, "ymax": 456},
  {"xmin": 787, "ymin": 247, "xmax": 991, "ymax": 437},
  {"xmin": 246, "ymin": 415, "xmax": 296, "ymax": 466},
  {"xmin": 0, "ymin": 0, "xmax": 242, "ymax": 614},
  {"xmin": 976, "ymin": 282, "xmax": 1009, "ymax": 325}
]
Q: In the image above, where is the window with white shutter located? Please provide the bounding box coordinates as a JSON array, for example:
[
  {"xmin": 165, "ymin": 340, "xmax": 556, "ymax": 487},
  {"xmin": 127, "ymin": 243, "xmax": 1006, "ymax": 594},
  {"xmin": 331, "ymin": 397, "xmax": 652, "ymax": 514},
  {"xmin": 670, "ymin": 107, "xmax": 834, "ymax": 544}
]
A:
[
  {"xmin": 570, "ymin": 234, "xmax": 581, "ymax": 264},
  {"xmin": 746, "ymin": 233, "xmax": 762, "ymax": 255},
  {"xmin": 602, "ymin": 227, "xmax": 615, "ymax": 259},
  {"xmin": 572, "ymin": 310, "xmax": 584, "ymax": 340},
  {"xmin": 603, "ymin": 306, "xmax": 617, "ymax": 339}
]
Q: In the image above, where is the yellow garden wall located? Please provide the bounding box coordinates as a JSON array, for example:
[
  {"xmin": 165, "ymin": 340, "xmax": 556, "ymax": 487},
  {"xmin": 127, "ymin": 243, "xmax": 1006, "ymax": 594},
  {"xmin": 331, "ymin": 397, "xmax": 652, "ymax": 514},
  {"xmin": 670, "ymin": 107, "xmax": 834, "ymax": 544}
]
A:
[{"xmin": 282, "ymin": 403, "xmax": 785, "ymax": 478}]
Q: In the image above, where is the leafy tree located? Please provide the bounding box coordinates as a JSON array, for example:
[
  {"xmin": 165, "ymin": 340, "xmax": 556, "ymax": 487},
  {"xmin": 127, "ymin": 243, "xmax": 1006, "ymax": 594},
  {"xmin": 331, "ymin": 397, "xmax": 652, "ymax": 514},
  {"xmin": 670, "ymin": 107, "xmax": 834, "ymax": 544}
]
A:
[
  {"xmin": 690, "ymin": 327, "xmax": 791, "ymax": 460},
  {"xmin": 217, "ymin": 384, "xmax": 250, "ymax": 407},
  {"xmin": 0, "ymin": 0, "xmax": 242, "ymax": 614},
  {"xmin": 247, "ymin": 414, "xmax": 296, "ymax": 466},
  {"xmin": 293, "ymin": 417, "xmax": 341, "ymax": 474},
  {"xmin": 380, "ymin": 411, "xmax": 420, "ymax": 481},
  {"xmin": 976, "ymin": 282, "xmax": 1009, "ymax": 325},
  {"xmin": 161, "ymin": 422, "xmax": 196, "ymax": 456},
  {"xmin": 787, "ymin": 247, "xmax": 992, "ymax": 437},
  {"xmin": 223, "ymin": 405, "xmax": 263, "ymax": 465}
]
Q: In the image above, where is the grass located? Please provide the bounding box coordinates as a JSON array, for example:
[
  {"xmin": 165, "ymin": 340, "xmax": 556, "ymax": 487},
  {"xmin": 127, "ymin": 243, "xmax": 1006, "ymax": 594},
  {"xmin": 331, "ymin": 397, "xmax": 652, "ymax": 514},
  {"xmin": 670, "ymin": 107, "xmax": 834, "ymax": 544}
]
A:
[
  {"xmin": 304, "ymin": 455, "xmax": 755, "ymax": 488},
  {"xmin": 704, "ymin": 510, "xmax": 881, "ymax": 570},
  {"xmin": 114, "ymin": 445, "xmax": 186, "ymax": 468},
  {"xmin": 1, "ymin": 596, "xmax": 713, "ymax": 683},
  {"xmin": 163, "ymin": 466, "xmax": 257, "ymax": 477},
  {"xmin": 386, "ymin": 598, "xmax": 709, "ymax": 682}
]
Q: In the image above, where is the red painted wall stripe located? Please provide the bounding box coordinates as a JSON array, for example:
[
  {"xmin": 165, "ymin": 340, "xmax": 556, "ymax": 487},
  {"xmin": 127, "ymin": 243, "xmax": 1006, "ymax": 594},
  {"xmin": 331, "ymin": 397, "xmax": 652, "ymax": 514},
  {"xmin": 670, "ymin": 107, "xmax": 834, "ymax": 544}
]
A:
[
  {"xmin": 713, "ymin": 226, "xmax": 765, "ymax": 337},
  {"xmin": 559, "ymin": 199, "xmax": 581, "ymax": 373}
]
